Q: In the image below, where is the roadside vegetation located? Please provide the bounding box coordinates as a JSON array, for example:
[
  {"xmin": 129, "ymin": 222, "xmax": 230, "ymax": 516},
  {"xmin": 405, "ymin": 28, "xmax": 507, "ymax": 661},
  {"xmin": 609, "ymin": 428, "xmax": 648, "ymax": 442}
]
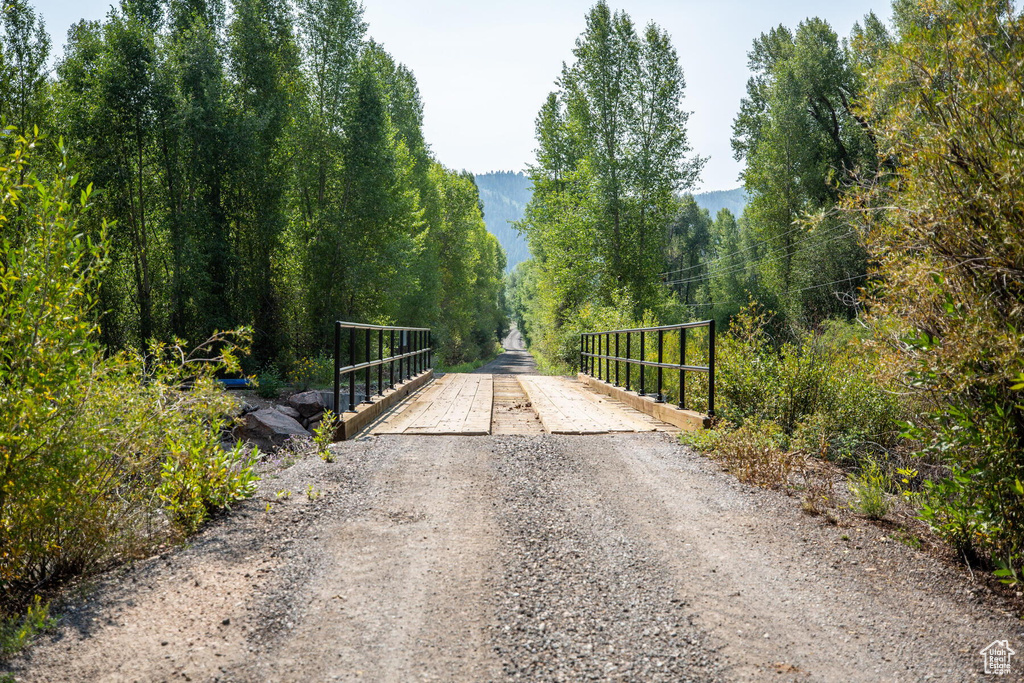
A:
[
  {"xmin": 510, "ymin": 0, "xmax": 1024, "ymax": 583},
  {"xmin": 0, "ymin": 136, "xmax": 258, "ymax": 653}
]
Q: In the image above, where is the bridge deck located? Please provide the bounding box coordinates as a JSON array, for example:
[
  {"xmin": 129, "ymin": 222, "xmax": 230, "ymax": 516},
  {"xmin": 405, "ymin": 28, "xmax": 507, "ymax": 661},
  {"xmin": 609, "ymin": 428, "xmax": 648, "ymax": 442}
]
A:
[{"xmin": 368, "ymin": 373, "xmax": 672, "ymax": 437}]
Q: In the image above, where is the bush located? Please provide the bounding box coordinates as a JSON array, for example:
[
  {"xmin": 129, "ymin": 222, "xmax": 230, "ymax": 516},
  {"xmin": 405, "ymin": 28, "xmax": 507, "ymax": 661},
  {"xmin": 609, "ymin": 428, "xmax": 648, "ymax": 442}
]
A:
[
  {"xmin": 289, "ymin": 353, "xmax": 334, "ymax": 391},
  {"xmin": 0, "ymin": 136, "xmax": 257, "ymax": 611},
  {"xmin": 848, "ymin": 459, "xmax": 890, "ymax": 519},
  {"xmin": 716, "ymin": 306, "xmax": 905, "ymax": 460},
  {"xmin": 256, "ymin": 365, "xmax": 285, "ymax": 398}
]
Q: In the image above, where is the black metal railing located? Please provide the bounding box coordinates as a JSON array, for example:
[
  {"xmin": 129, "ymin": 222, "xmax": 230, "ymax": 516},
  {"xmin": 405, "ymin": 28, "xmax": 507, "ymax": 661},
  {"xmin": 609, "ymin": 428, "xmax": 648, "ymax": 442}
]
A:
[
  {"xmin": 333, "ymin": 321, "xmax": 432, "ymax": 414},
  {"xmin": 580, "ymin": 320, "xmax": 715, "ymax": 416}
]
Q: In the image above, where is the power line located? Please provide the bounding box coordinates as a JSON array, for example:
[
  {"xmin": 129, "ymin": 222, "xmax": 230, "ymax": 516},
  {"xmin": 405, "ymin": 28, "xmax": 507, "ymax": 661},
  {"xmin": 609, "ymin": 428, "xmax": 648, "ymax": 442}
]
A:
[
  {"xmin": 675, "ymin": 272, "xmax": 869, "ymax": 308},
  {"xmin": 659, "ymin": 221, "xmax": 812, "ymax": 278},
  {"xmin": 664, "ymin": 224, "xmax": 857, "ymax": 288}
]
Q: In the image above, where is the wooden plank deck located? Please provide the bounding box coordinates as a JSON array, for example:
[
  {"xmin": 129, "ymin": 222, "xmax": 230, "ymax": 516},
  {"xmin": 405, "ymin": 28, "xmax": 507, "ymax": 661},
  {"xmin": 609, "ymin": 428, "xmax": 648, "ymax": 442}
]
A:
[
  {"xmin": 516, "ymin": 375, "xmax": 657, "ymax": 434},
  {"xmin": 368, "ymin": 373, "xmax": 670, "ymax": 437},
  {"xmin": 370, "ymin": 373, "xmax": 493, "ymax": 436}
]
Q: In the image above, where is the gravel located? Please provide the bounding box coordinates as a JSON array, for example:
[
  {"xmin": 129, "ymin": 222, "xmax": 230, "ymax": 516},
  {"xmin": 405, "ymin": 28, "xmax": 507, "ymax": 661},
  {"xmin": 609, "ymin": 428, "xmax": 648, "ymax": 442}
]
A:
[
  {"xmin": 5, "ymin": 432, "xmax": 1023, "ymax": 682},
  {"xmin": 490, "ymin": 436, "xmax": 721, "ymax": 681}
]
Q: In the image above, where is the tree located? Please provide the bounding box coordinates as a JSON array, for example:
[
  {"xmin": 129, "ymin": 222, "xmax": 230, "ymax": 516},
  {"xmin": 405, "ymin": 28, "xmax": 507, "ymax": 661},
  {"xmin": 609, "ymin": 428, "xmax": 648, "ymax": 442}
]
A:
[
  {"xmin": 0, "ymin": 0, "xmax": 50, "ymax": 135},
  {"xmin": 732, "ymin": 18, "xmax": 872, "ymax": 325},
  {"xmin": 519, "ymin": 1, "xmax": 701, "ymax": 365},
  {"xmin": 227, "ymin": 0, "xmax": 299, "ymax": 363}
]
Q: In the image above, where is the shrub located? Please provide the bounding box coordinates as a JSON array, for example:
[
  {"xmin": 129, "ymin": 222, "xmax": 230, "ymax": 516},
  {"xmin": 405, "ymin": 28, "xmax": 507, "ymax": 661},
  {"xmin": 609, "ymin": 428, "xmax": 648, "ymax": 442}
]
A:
[
  {"xmin": 256, "ymin": 365, "xmax": 285, "ymax": 398},
  {"xmin": 847, "ymin": 459, "xmax": 890, "ymax": 519},
  {"xmin": 289, "ymin": 353, "xmax": 334, "ymax": 391},
  {"xmin": 704, "ymin": 419, "xmax": 800, "ymax": 488},
  {"xmin": 716, "ymin": 306, "xmax": 905, "ymax": 459},
  {"xmin": 0, "ymin": 136, "xmax": 257, "ymax": 613}
]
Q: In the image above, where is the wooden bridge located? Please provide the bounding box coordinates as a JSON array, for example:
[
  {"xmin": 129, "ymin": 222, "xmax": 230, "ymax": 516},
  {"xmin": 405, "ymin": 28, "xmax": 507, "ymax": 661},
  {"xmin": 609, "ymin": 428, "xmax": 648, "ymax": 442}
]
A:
[{"xmin": 332, "ymin": 322, "xmax": 712, "ymax": 440}]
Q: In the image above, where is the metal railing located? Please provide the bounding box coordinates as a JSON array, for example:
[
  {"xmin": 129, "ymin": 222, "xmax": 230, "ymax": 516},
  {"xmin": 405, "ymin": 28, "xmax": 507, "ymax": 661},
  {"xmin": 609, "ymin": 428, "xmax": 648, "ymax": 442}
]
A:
[
  {"xmin": 580, "ymin": 320, "xmax": 715, "ymax": 416},
  {"xmin": 333, "ymin": 321, "xmax": 432, "ymax": 414}
]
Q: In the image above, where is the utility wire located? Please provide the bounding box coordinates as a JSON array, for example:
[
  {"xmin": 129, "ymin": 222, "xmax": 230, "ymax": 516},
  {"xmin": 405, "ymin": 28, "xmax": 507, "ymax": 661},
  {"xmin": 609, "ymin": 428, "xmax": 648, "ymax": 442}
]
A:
[
  {"xmin": 664, "ymin": 224, "xmax": 856, "ymax": 288},
  {"xmin": 659, "ymin": 221, "xmax": 813, "ymax": 278},
  {"xmin": 675, "ymin": 272, "xmax": 869, "ymax": 308}
]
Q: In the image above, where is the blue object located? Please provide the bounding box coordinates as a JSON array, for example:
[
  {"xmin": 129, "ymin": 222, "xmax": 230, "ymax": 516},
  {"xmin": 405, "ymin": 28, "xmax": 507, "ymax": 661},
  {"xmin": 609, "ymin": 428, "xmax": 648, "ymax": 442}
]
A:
[{"xmin": 218, "ymin": 378, "xmax": 254, "ymax": 389}]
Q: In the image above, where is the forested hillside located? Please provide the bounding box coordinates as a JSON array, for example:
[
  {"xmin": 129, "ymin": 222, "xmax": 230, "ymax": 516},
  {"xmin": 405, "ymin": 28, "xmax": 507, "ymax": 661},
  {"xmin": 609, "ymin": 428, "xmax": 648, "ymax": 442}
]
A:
[
  {"xmin": 692, "ymin": 188, "xmax": 747, "ymax": 216},
  {"xmin": 475, "ymin": 170, "xmax": 744, "ymax": 273},
  {"xmin": 475, "ymin": 171, "xmax": 531, "ymax": 270}
]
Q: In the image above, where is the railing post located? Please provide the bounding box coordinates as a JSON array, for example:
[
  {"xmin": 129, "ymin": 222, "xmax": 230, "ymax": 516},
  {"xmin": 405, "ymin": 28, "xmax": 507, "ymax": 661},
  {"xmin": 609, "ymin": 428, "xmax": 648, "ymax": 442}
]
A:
[
  {"xmin": 679, "ymin": 327, "xmax": 687, "ymax": 410},
  {"xmin": 333, "ymin": 321, "xmax": 341, "ymax": 415},
  {"xmin": 390, "ymin": 330, "xmax": 396, "ymax": 389},
  {"xmin": 657, "ymin": 329, "xmax": 664, "ymax": 403},
  {"xmin": 364, "ymin": 328, "xmax": 371, "ymax": 403},
  {"xmin": 639, "ymin": 330, "xmax": 646, "ymax": 396},
  {"xmin": 708, "ymin": 319, "xmax": 716, "ymax": 417},
  {"xmin": 605, "ymin": 333, "xmax": 610, "ymax": 382},
  {"xmin": 614, "ymin": 333, "xmax": 620, "ymax": 386},
  {"xmin": 625, "ymin": 332, "xmax": 631, "ymax": 391},
  {"xmin": 428, "ymin": 330, "xmax": 433, "ymax": 369},
  {"xmin": 377, "ymin": 329, "xmax": 384, "ymax": 397},
  {"xmin": 400, "ymin": 330, "xmax": 407, "ymax": 381},
  {"xmin": 348, "ymin": 326, "xmax": 356, "ymax": 412}
]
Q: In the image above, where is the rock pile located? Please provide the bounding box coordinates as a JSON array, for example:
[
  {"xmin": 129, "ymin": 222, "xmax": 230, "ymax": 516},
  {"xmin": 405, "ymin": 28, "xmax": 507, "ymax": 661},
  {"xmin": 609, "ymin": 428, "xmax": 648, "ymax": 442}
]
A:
[{"xmin": 234, "ymin": 390, "xmax": 332, "ymax": 451}]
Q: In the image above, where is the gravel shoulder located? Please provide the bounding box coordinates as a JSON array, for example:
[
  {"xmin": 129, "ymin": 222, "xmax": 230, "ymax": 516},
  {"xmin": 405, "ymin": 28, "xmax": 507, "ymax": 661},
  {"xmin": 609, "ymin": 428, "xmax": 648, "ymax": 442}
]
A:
[{"xmin": 5, "ymin": 433, "xmax": 1022, "ymax": 682}]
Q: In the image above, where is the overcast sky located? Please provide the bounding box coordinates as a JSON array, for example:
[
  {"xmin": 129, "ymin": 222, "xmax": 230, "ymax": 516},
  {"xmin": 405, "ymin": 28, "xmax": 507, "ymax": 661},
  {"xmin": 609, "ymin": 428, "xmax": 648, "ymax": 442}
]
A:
[{"xmin": 34, "ymin": 0, "xmax": 890, "ymax": 191}]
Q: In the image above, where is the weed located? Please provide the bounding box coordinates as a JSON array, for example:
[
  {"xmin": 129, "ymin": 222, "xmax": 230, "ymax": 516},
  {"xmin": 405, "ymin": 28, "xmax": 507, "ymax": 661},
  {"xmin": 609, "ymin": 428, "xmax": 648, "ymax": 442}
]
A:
[
  {"xmin": 848, "ymin": 458, "xmax": 891, "ymax": 519},
  {"xmin": 801, "ymin": 476, "xmax": 835, "ymax": 516},
  {"xmin": 255, "ymin": 366, "xmax": 285, "ymax": 398},
  {"xmin": 306, "ymin": 485, "xmax": 322, "ymax": 501},
  {"xmin": 0, "ymin": 596, "xmax": 57, "ymax": 658},
  {"xmin": 275, "ymin": 490, "xmax": 292, "ymax": 500},
  {"xmin": 708, "ymin": 419, "xmax": 800, "ymax": 488},
  {"xmin": 314, "ymin": 411, "xmax": 339, "ymax": 462}
]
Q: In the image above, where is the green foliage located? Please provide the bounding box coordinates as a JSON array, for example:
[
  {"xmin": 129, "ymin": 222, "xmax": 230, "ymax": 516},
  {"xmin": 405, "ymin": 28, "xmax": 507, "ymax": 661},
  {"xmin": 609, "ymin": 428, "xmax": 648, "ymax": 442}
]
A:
[
  {"xmin": 846, "ymin": 0, "xmax": 1024, "ymax": 572},
  {"xmin": 847, "ymin": 458, "xmax": 890, "ymax": 519},
  {"xmin": 516, "ymin": 1, "xmax": 702, "ymax": 369},
  {"xmin": 45, "ymin": 0, "xmax": 503, "ymax": 371},
  {"xmin": 289, "ymin": 354, "xmax": 334, "ymax": 391},
  {"xmin": 256, "ymin": 366, "xmax": 285, "ymax": 398},
  {"xmin": 730, "ymin": 16, "xmax": 872, "ymax": 328},
  {"xmin": 0, "ymin": 138, "xmax": 256, "ymax": 601},
  {"xmin": 716, "ymin": 307, "xmax": 904, "ymax": 458},
  {"xmin": 313, "ymin": 410, "xmax": 337, "ymax": 462},
  {"xmin": 0, "ymin": 596, "xmax": 55, "ymax": 658}
]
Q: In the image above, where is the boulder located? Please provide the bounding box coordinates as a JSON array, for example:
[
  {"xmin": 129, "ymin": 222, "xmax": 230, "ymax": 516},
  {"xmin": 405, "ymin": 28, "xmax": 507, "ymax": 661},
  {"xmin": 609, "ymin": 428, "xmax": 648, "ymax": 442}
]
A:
[
  {"xmin": 274, "ymin": 404, "xmax": 302, "ymax": 421},
  {"xmin": 287, "ymin": 390, "xmax": 327, "ymax": 419},
  {"xmin": 236, "ymin": 408, "xmax": 309, "ymax": 450}
]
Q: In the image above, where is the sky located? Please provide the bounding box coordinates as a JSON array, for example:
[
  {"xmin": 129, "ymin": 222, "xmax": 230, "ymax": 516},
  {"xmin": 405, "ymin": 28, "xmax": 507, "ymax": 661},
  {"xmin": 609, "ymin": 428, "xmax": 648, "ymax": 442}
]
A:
[{"xmin": 34, "ymin": 0, "xmax": 891, "ymax": 192}]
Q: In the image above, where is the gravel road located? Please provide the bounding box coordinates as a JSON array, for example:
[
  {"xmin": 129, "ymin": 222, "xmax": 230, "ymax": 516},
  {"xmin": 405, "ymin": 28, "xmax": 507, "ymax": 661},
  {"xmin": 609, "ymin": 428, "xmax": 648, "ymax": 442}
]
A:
[{"xmin": 6, "ymin": 433, "xmax": 1023, "ymax": 681}]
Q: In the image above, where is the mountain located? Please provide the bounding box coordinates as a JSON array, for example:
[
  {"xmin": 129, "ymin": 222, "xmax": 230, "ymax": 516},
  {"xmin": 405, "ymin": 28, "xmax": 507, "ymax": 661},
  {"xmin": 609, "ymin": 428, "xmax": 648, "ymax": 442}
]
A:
[
  {"xmin": 475, "ymin": 171, "xmax": 532, "ymax": 272},
  {"xmin": 692, "ymin": 188, "xmax": 747, "ymax": 216},
  {"xmin": 475, "ymin": 173, "xmax": 748, "ymax": 272}
]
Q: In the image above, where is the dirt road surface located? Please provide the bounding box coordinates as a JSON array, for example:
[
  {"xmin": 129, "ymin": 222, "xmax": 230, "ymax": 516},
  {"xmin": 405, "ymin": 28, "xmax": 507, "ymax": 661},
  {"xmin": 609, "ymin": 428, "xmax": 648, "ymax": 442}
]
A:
[
  {"xmin": 5, "ymin": 341, "xmax": 1023, "ymax": 681},
  {"xmin": 474, "ymin": 327, "xmax": 537, "ymax": 375}
]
